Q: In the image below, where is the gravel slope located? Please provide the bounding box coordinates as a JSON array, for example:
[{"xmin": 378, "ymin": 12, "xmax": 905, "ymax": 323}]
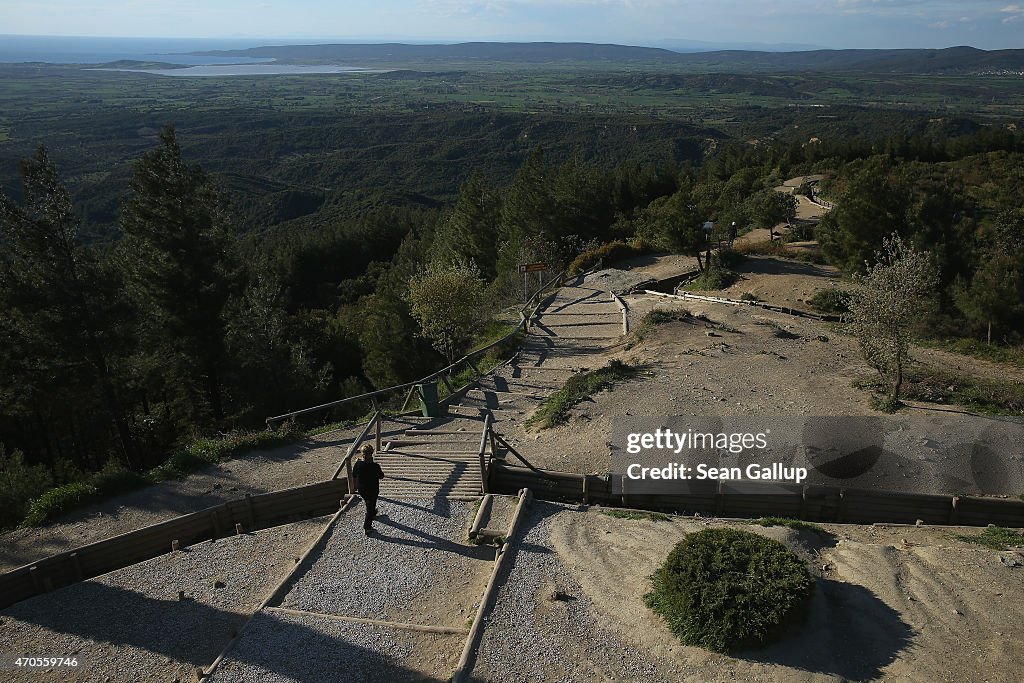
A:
[
  {"xmin": 208, "ymin": 609, "xmax": 462, "ymax": 683},
  {"xmin": 280, "ymin": 498, "xmax": 492, "ymax": 628}
]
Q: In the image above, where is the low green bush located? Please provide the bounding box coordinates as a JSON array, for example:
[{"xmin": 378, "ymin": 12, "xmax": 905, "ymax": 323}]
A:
[
  {"xmin": 0, "ymin": 445, "xmax": 54, "ymax": 530},
  {"xmin": 685, "ymin": 266, "xmax": 738, "ymax": 292},
  {"xmin": 754, "ymin": 517, "xmax": 826, "ymax": 534},
  {"xmin": 807, "ymin": 288, "xmax": 850, "ymax": 314},
  {"xmin": 527, "ymin": 359, "xmax": 637, "ymax": 429},
  {"xmin": 602, "ymin": 509, "xmax": 671, "ymax": 522},
  {"xmin": 23, "ymin": 481, "xmax": 99, "ymax": 526},
  {"xmin": 645, "ymin": 528, "xmax": 814, "ymax": 652},
  {"xmin": 954, "ymin": 526, "xmax": 1023, "ymax": 550}
]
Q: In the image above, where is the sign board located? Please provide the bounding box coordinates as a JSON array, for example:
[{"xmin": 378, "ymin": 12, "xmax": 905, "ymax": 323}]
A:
[{"xmin": 518, "ymin": 262, "xmax": 548, "ymax": 273}]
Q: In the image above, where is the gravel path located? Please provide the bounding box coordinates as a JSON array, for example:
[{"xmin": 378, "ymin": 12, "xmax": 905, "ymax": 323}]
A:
[
  {"xmin": 472, "ymin": 501, "xmax": 677, "ymax": 683},
  {"xmin": 0, "ymin": 517, "xmax": 327, "ymax": 683},
  {"xmin": 208, "ymin": 609, "xmax": 463, "ymax": 683},
  {"xmin": 281, "ymin": 498, "xmax": 493, "ymax": 628}
]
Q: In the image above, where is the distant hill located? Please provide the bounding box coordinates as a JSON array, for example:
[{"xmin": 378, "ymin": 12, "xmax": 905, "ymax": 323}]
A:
[
  {"xmin": 194, "ymin": 42, "xmax": 1024, "ymax": 74},
  {"xmin": 676, "ymin": 46, "xmax": 1024, "ymax": 73}
]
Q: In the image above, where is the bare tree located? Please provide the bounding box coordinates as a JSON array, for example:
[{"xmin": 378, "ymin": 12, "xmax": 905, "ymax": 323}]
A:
[{"xmin": 847, "ymin": 233, "xmax": 938, "ymax": 410}]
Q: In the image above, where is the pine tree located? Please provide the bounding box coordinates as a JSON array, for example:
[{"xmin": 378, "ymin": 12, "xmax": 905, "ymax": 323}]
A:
[
  {"xmin": 431, "ymin": 171, "xmax": 500, "ymax": 278},
  {"xmin": 0, "ymin": 147, "xmax": 136, "ymax": 467},
  {"xmin": 118, "ymin": 126, "xmax": 237, "ymax": 424}
]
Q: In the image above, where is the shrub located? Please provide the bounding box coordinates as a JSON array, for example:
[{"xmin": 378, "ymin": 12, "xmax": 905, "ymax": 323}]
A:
[
  {"xmin": 754, "ymin": 517, "xmax": 826, "ymax": 534},
  {"xmin": 23, "ymin": 481, "xmax": 100, "ymax": 526},
  {"xmin": 685, "ymin": 266, "xmax": 738, "ymax": 292},
  {"xmin": 0, "ymin": 445, "xmax": 54, "ymax": 530},
  {"xmin": 642, "ymin": 309, "xmax": 691, "ymax": 326},
  {"xmin": 954, "ymin": 526, "xmax": 1022, "ymax": 550},
  {"xmin": 807, "ymin": 288, "xmax": 850, "ymax": 314},
  {"xmin": 645, "ymin": 528, "xmax": 814, "ymax": 652},
  {"xmin": 527, "ymin": 360, "xmax": 637, "ymax": 428},
  {"xmin": 567, "ymin": 240, "xmax": 647, "ymax": 276}
]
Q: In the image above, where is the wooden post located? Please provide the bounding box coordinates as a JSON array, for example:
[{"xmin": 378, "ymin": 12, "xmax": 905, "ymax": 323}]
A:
[
  {"xmin": 400, "ymin": 385, "xmax": 417, "ymax": 413},
  {"xmin": 245, "ymin": 493, "xmax": 255, "ymax": 528},
  {"xmin": 375, "ymin": 413, "xmax": 382, "ymax": 454},
  {"xmin": 172, "ymin": 539, "xmax": 181, "ymax": 552},
  {"xmin": 209, "ymin": 511, "xmax": 222, "ymax": 538},
  {"xmin": 582, "ymin": 475, "xmax": 589, "ymax": 505},
  {"xmin": 948, "ymin": 496, "xmax": 960, "ymax": 525},
  {"xmin": 235, "ymin": 523, "xmax": 244, "ymax": 535},
  {"xmin": 70, "ymin": 552, "xmax": 83, "ymax": 581}
]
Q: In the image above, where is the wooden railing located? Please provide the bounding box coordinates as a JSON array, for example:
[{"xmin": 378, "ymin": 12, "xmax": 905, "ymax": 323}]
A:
[
  {"xmin": 331, "ymin": 410, "xmax": 383, "ymax": 490},
  {"xmin": 0, "ymin": 480, "xmax": 351, "ymax": 610},
  {"xmin": 478, "ymin": 413, "xmax": 494, "ymax": 494},
  {"xmin": 489, "ymin": 463, "xmax": 1024, "ymax": 528}
]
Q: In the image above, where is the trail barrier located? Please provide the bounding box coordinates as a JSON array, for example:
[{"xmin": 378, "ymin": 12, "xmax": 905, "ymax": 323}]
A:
[
  {"xmin": 644, "ymin": 289, "xmax": 844, "ymax": 323},
  {"xmin": 0, "ymin": 479, "xmax": 349, "ymax": 610}
]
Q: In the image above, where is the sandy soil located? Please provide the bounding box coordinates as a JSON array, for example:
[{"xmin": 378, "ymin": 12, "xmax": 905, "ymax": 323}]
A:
[{"xmin": 546, "ymin": 507, "xmax": 1024, "ymax": 683}]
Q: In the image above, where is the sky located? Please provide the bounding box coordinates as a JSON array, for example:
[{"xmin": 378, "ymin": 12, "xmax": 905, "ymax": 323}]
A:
[{"xmin": 2, "ymin": 0, "xmax": 1023, "ymax": 50}]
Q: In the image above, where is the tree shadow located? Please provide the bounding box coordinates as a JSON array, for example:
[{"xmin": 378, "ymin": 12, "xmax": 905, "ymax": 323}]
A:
[
  {"xmin": 3, "ymin": 582, "xmax": 442, "ymax": 682},
  {"xmin": 735, "ymin": 578, "xmax": 915, "ymax": 680}
]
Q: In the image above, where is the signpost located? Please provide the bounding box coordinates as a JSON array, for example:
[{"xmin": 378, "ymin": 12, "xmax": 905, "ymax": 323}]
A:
[{"xmin": 518, "ymin": 262, "xmax": 548, "ymax": 300}]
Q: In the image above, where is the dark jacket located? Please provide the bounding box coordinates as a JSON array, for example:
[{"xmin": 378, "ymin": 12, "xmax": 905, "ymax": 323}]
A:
[{"xmin": 352, "ymin": 459, "xmax": 384, "ymax": 495}]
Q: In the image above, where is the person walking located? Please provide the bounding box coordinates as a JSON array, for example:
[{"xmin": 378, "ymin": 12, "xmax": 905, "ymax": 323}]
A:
[{"xmin": 352, "ymin": 443, "xmax": 385, "ymax": 535}]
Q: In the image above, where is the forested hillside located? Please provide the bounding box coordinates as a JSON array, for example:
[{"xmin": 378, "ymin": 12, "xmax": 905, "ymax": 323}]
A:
[{"xmin": 1, "ymin": 50, "xmax": 1023, "ymax": 530}]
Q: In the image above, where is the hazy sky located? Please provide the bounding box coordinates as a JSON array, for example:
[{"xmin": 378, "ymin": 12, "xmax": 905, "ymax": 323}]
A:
[{"xmin": 3, "ymin": 0, "xmax": 1023, "ymax": 50}]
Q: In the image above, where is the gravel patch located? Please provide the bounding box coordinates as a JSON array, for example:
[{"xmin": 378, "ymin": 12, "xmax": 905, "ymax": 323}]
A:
[
  {"xmin": 0, "ymin": 517, "xmax": 327, "ymax": 683},
  {"xmin": 208, "ymin": 609, "xmax": 462, "ymax": 683},
  {"xmin": 472, "ymin": 501, "xmax": 677, "ymax": 683},
  {"xmin": 280, "ymin": 498, "xmax": 493, "ymax": 627}
]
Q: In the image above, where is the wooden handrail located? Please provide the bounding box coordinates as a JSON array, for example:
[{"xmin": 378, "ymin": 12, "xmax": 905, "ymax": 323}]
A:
[
  {"xmin": 331, "ymin": 411, "xmax": 382, "ymax": 488},
  {"xmin": 478, "ymin": 413, "xmax": 493, "ymax": 494}
]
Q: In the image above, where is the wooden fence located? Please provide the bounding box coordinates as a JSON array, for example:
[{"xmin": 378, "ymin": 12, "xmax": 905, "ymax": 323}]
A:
[
  {"xmin": 644, "ymin": 289, "xmax": 844, "ymax": 323},
  {"xmin": 0, "ymin": 479, "xmax": 350, "ymax": 610},
  {"xmin": 489, "ymin": 462, "xmax": 1024, "ymax": 528}
]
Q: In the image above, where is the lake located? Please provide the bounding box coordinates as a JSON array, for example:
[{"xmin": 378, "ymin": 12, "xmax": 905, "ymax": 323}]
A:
[{"xmin": 94, "ymin": 64, "xmax": 388, "ymax": 77}]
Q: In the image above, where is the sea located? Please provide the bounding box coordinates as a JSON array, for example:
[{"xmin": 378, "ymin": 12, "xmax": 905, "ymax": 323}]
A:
[{"xmin": 0, "ymin": 35, "xmax": 279, "ymax": 66}]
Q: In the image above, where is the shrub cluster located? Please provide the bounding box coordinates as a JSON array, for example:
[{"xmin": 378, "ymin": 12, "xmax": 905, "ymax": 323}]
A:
[
  {"xmin": 645, "ymin": 528, "xmax": 814, "ymax": 652},
  {"xmin": 20, "ymin": 425, "xmax": 304, "ymax": 528},
  {"xmin": 527, "ymin": 359, "xmax": 637, "ymax": 428},
  {"xmin": 807, "ymin": 287, "xmax": 850, "ymax": 314},
  {"xmin": 567, "ymin": 239, "xmax": 648, "ymax": 276},
  {"xmin": 685, "ymin": 266, "xmax": 738, "ymax": 291}
]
